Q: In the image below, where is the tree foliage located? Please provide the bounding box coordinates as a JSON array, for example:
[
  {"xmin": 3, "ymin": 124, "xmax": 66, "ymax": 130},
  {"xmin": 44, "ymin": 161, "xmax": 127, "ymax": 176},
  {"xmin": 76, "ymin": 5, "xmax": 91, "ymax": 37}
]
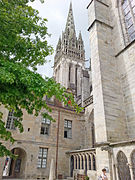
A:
[{"xmin": 0, "ymin": 0, "xmax": 81, "ymax": 157}]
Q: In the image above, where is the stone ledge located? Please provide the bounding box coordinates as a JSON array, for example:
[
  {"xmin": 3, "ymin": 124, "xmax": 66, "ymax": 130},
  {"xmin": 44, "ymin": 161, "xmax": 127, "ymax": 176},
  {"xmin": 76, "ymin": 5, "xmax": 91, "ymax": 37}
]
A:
[
  {"xmin": 110, "ymin": 139, "xmax": 135, "ymax": 147},
  {"xmin": 87, "ymin": 0, "xmax": 109, "ymax": 9},
  {"xmin": 87, "ymin": 19, "xmax": 113, "ymax": 32},
  {"xmin": 95, "ymin": 141, "xmax": 110, "ymax": 148},
  {"xmin": 115, "ymin": 39, "xmax": 135, "ymax": 57},
  {"xmin": 95, "ymin": 140, "xmax": 135, "ymax": 148},
  {"xmin": 66, "ymin": 147, "xmax": 96, "ymax": 154}
]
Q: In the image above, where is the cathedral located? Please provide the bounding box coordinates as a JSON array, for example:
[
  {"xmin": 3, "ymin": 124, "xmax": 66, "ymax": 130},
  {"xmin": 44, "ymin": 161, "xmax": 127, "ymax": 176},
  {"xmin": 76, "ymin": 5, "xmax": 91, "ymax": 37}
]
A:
[{"xmin": 0, "ymin": 0, "xmax": 135, "ymax": 180}]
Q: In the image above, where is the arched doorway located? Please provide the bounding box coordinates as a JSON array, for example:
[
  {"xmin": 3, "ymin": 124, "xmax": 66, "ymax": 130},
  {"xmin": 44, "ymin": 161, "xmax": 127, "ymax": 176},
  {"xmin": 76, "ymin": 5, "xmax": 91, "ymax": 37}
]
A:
[
  {"xmin": 70, "ymin": 155, "xmax": 74, "ymax": 177},
  {"xmin": 2, "ymin": 147, "xmax": 26, "ymax": 179},
  {"xmin": 131, "ymin": 150, "xmax": 135, "ymax": 179},
  {"xmin": 117, "ymin": 151, "xmax": 131, "ymax": 180}
]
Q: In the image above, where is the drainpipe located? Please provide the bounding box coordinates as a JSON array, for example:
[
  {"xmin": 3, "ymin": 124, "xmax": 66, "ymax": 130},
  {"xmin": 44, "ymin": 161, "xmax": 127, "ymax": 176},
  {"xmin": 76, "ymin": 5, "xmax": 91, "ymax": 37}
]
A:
[{"xmin": 55, "ymin": 109, "xmax": 60, "ymax": 179}]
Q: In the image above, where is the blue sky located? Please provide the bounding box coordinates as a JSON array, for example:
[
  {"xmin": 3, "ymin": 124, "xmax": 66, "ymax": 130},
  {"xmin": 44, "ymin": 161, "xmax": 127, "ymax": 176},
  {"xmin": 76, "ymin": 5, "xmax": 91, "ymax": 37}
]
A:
[{"xmin": 30, "ymin": 0, "xmax": 90, "ymax": 77}]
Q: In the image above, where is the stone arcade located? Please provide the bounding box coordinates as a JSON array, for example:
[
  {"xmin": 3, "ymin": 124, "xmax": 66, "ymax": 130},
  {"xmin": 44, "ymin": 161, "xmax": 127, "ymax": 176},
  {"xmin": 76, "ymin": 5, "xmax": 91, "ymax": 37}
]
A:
[{"xmin": 0, "ymin": 0, "xmax": 135, "ymax": 179}]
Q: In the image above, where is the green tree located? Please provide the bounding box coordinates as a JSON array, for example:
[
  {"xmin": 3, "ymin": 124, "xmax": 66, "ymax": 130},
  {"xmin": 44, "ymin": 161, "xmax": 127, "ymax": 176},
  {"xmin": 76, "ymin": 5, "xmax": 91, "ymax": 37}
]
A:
[{"xmin": 0, "ymin": 0, "xmax": 81, "ymax": 157}]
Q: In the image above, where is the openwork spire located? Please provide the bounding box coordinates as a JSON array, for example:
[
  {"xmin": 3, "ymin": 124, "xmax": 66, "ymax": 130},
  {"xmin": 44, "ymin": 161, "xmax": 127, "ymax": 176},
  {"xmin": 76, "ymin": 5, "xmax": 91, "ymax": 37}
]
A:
[
  {"xmin": 54, "ymin": 2, "xmax": 85, "ymax": 65},
  {"xmin": 65, "ymin": 2, "xmax": 76, "ymax": 37}
]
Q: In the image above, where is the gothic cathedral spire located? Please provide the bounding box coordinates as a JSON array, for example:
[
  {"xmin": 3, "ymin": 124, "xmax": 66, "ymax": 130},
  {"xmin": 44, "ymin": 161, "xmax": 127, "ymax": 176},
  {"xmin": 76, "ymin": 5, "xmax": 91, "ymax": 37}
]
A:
[
  {"xmin": 53, "ymin": 2, "xmax": 90, "ymax": 103},
  {"xmin": 54, "ymin": 2, "xmax": 85, "ymax": 64},
  {"xmin": 65, "ymin": 2, "xmax": 76, "ymax": 38}
]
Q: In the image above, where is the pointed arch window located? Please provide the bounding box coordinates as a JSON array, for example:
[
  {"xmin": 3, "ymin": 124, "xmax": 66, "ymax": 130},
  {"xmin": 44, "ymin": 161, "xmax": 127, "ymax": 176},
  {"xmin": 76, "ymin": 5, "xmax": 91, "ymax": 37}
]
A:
[{"xmin": 122, "ymin": 0, "xmax": 135, "ymax": 42}]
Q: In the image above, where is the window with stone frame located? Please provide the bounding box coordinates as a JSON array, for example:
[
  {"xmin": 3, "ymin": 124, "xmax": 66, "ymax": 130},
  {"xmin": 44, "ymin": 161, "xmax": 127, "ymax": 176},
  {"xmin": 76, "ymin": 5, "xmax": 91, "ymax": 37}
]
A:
[
  {"xmin": 40, "ymin": 118, "xmax": 51, "ymax": 136},
  {"xmin": 122, "ymin": 0, "xmax": 135, "ymax": 42},
  {"xmin": 64, "ymin": 120, "xmax": 72, "ymax": 139},
  {"xmin": 6, "ymin": 110, "xmax": 16, "ymax": 130},
  {"xmin": 37, "ymin": 148, "xmax": 48, "ymax": 168}
]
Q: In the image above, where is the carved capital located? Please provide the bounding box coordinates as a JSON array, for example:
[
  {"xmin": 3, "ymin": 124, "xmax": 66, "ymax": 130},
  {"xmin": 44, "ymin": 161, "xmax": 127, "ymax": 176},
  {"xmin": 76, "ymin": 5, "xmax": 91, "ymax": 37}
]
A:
[{"xmin": 101, "ymin": 145, "xmax": 113, "ymax": 154}]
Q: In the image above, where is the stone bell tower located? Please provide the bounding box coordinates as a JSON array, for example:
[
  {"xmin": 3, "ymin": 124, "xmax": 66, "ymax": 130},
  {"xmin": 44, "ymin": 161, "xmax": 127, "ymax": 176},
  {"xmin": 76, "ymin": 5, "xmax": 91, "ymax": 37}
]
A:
[{"xmin": 54, "ymin": 2, "xmax": 90, "ymax": 105}]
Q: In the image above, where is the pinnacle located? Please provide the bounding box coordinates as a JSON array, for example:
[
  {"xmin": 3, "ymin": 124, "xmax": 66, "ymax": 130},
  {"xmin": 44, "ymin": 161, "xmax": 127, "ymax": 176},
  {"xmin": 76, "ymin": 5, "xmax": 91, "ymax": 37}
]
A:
[
  {"xmin": 58, "ymin": 36, "xmax": 61, "ymax": 44},
  {"xmin": 69, "ymin": 1, "xmax": 72, "ymax": 10},
  {"xmin": 78, "ymin": 31, "xmax": 83, "ymax": 40},
  {"xmin": 56, "ymin": 36, "xmax": 61, "ymax": 50}
]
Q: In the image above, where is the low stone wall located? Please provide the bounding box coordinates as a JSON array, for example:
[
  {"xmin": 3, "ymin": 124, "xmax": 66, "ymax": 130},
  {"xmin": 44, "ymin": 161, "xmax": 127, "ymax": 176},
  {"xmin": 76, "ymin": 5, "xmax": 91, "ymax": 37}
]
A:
[
  {"xmin": 73, "ymin": 169, "xmax": 97, "ymax": 180},
  {"xmin": 87, "ymin": 170, "xmax": 97, "ymax": 180}
]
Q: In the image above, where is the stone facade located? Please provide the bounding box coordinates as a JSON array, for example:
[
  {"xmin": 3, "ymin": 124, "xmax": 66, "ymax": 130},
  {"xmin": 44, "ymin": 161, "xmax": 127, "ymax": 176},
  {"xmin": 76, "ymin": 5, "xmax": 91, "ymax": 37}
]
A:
[
  {"xmin": 0, "ymin": 104, "xmax": 88, "ymax": 179},
  {"xmin": 54, "ymin": 2, "xmax": 91, "ymax": 106},
  {"xmin": 0, "ymin": 4, "xmax": 93, "ymax": 179},
  {"xmin": 1, "ymin": 0, "xmax": 135, "ymax": 180},
  {"xmin": 87, "ymin": 0, "xmax": 135, "ymax": 179}
]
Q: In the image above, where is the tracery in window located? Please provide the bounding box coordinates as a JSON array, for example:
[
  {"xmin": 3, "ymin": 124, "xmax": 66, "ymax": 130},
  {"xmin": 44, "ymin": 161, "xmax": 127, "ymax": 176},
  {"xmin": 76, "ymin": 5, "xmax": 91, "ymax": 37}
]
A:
[{"xmin": 122, "ymin": 0, "xmax": 135, "ymax": 42}]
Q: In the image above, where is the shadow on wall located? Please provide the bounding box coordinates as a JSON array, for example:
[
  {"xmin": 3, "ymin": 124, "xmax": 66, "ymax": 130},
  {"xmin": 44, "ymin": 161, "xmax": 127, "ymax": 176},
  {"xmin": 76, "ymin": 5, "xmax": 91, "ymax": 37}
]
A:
[{"xmin": 2, "ymin": 147, "xmax": 27, "ymax": 179}]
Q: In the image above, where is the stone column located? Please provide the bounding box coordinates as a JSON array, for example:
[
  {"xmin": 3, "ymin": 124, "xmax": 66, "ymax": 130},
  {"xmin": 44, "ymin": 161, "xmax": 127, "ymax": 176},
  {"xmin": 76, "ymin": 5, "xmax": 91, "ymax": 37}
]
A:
[
  {"xmin": 76, "ymin": 66, "xmax": 82, "ymax": 97},
  {"xmin": 77, "ymin": 155, "xmax": 79, "ymax": 169},
  {"xmin": 59, "ymin": 64, "xmax": 62, "ymax": 84},
  {"xmin": 128, "ymin": 156, "xmax": 134, "ymax": 180},
  {"xmin": 86, "ymin": 154, "xmax": 89, "ymax": 171},
  {"xmin": 70, "ymin": 64, "xmax": 75, "ymax": 86},
  {"xmin": 82, "ymin": 154, "xmax": 85, "ymax": 171},
  {"xmin": 96, "ymin": 148, "xmax": 111, "ymax": 179},
  {"xmin": 62, "ymin": 61, "xmax": 69, "ymax": 89},
  {"xmin": 0, "ymin": 157, "xmax": 6, "ymax": 178},
  {"xmin": 87, "ymin": 0, "xmax": 128, "ymax": 179},
  {"xmin": 88, "ymin": 0, "xmax": 128, "ymax": 143}
]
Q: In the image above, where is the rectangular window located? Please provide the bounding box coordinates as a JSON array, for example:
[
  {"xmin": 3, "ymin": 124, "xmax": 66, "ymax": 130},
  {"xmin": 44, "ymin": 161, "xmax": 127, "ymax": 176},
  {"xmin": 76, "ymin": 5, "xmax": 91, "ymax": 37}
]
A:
[
  {"xmin": 37, "ymin": 148, "xmax": 48, "ymax": 168},
  {"xmin": 40, "ymin": 118, "xmax": 50, "ymax": 135},
  {"xmin": 64, "ymin": 120, "xmax": 72, "ymax": 139},
  {"xmin": 6, "ymin": 110, "xmax": 16, "ymax": 130}
]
